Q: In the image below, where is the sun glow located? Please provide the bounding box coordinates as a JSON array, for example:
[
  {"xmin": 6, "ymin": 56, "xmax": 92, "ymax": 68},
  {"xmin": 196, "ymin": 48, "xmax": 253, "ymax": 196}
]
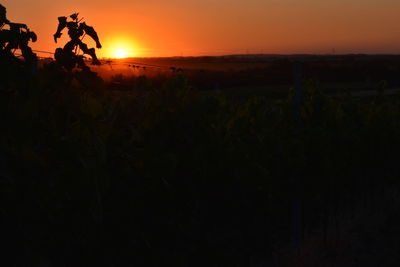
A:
[
  {"xmin": 99, "ymin": 37, "xmax": 141, "ymax": 58},
  {"xmin": 114, "ymin": 48, "xmax": 128, "ymax": 59}
]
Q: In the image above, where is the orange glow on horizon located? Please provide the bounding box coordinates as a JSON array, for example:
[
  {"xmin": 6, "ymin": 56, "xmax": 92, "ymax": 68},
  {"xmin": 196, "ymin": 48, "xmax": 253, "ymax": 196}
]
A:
[{"xmin": 3, "ymin": 1, "xmax": 400, "ymax": 57}]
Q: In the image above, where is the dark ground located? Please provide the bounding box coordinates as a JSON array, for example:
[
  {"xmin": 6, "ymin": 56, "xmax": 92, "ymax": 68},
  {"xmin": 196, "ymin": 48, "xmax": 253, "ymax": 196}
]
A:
[{"xmin": 1, "ymin": 54, "xmax": 400, "ymax": 266}]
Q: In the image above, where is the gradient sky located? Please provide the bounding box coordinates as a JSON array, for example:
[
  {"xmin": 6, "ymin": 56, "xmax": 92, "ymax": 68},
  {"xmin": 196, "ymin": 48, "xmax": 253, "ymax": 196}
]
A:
[{"xmin": 2, "ymin": 0, "xmax": 400, "ymax": 57}]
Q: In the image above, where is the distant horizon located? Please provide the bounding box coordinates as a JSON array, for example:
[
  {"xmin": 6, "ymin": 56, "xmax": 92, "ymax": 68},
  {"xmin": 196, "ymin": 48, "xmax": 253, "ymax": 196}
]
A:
[
  {"xmin": 3, "ymin": 0, "xmax": 400, "ymax": 58},
  {"xmin": 35, "ymin": 51, "xmax": 400, "ymax": 60},
  {"xmin": 36, "ymin": 52, "xmax": 400, "ymax": 61},
  {"xmin": 99, "ymin": 53, "xmax": 400, "ymax": 60}
]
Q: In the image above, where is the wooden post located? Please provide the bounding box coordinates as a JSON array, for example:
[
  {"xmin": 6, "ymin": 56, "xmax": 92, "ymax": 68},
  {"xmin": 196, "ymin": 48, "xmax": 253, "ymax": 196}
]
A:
[
  {"xmin": 291, "ymin": 60, "xmax": 303, "ymax": 250},
  {"xmin": 293, "ymin": 61, "xmax": 303, "ymax": 110}
]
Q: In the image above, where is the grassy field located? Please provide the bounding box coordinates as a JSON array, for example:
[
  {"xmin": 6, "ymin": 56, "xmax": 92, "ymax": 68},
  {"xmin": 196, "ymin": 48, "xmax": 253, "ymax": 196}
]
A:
[{"xmin": 97, "ymin": 54, "xmax": 400, "ymax": 95}]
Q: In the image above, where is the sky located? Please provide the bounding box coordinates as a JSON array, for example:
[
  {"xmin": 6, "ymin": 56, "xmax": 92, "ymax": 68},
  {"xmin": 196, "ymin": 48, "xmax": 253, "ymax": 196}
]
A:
[{"xmin": 2, "ymin": 0, "xmax": 400, "ymax": 57}]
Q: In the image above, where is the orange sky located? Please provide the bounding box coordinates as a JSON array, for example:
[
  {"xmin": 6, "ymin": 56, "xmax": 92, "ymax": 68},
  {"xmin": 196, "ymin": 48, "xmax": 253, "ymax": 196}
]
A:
[{"xmin": 3, "ymin": 0, "xmax": 400, "ymax": 57}]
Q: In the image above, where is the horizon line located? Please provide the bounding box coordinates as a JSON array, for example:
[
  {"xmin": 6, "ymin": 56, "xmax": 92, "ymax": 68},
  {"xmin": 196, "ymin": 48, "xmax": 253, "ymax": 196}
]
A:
[{"xmin": 98, "ymin": 53, "xmax": 400, "ymax": 60}]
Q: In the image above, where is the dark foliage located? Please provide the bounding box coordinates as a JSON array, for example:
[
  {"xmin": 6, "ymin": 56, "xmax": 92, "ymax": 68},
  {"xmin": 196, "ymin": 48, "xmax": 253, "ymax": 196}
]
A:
[{"xmin": 1, "ymin": 61, "xmax": 400, "ymax": 266}]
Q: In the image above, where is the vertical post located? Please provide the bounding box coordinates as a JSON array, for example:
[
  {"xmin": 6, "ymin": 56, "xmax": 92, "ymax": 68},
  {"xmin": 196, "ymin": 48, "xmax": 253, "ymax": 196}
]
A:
[
  {"xmin": 293, "ymin": 61, "xmax": 303, "ymax": 110},
  {"xmin": 291, "ymin": 60, "xmax": 303, "ymax": 250}
]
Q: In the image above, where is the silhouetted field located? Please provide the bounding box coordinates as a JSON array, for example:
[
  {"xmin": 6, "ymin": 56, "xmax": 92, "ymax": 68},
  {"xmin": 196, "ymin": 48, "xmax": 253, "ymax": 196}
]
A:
[
  {"xmin": 1, "ymin": 55, "xmax": 400, "ymax": 266},
  {"xmin": 97, "ymin": 54, "xmax": 400, "ymax": 96}
]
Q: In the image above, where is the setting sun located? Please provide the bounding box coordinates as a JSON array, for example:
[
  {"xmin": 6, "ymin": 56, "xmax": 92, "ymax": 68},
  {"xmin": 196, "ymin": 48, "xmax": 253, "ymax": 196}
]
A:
[
  {"xmin": 100, "ymin": 37, "xmax": 140, "ymax": 58},
  {"xmin": 114, "ymin": 48, "xmax": 128, "ymax": 59}
]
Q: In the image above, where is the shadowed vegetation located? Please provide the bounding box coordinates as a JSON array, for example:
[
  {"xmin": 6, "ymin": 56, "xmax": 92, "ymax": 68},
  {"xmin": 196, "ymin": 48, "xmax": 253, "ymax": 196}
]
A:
[{"xmin": 1, "ymin": 59, "xmax": 400, "ymax": 266}]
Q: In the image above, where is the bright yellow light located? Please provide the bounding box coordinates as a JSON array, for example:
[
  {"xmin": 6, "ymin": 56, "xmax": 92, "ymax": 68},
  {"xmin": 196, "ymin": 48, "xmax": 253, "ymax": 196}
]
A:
[
  {"xmin": 99, "ymin": 36, "xmax": 141, "ymax": 58},
  {"xmin": 114, "ymin": 48, "xmax": 128, "ymax": 59}
]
